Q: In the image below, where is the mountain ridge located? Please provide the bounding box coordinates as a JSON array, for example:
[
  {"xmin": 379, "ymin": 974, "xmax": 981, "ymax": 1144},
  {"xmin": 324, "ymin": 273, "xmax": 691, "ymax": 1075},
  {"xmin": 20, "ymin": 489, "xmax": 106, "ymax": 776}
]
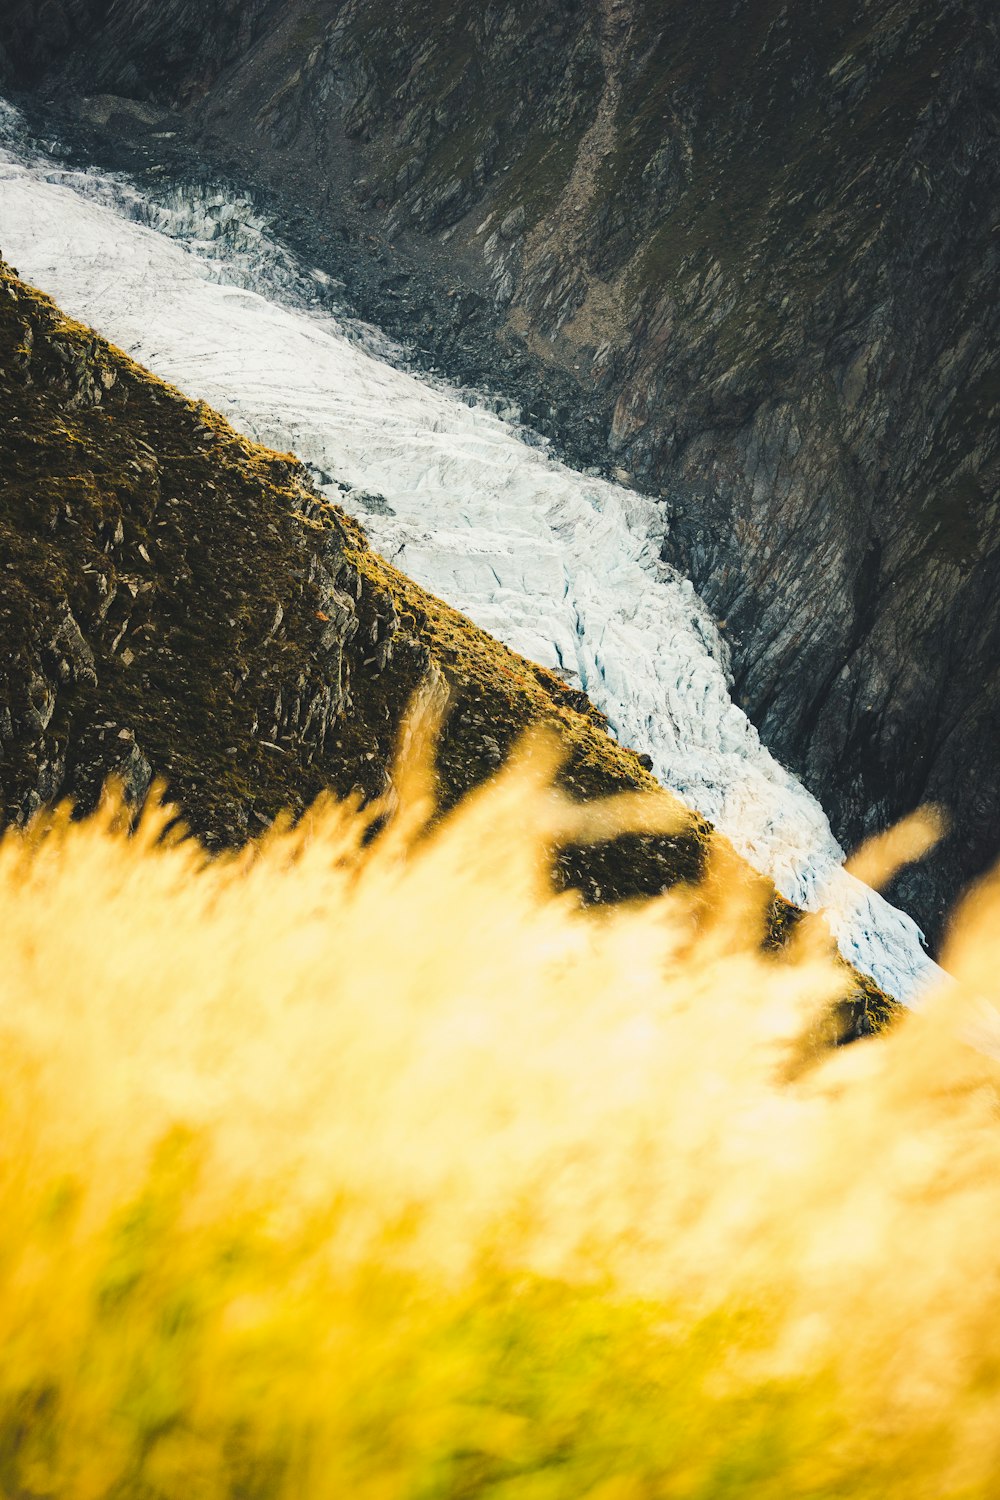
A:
[
  {"xmin": 3, "ymin": 0, "xmax": 994, "ymax": 944},
  {"xmin": 1, "ymin": 253, "xmax": 908, "ymax": 1028},
  {"xmin": 0, "ymin": 255, "xmax": 706, "ymax": 874}
]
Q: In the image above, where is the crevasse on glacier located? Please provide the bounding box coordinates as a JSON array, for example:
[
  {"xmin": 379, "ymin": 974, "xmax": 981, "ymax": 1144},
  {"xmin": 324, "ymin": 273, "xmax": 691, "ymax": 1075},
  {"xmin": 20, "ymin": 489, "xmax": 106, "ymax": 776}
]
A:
[{"xmin": 0, "ymin": 101, "xmax": 939, "ymax": 1002}]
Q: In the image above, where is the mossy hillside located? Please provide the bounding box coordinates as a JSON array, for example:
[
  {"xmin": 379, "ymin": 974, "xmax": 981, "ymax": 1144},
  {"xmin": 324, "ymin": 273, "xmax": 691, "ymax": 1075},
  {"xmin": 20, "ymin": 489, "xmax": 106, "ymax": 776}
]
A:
[
  {"xmin": 0, "ymin": 259, "xmax": 896, "ymax": 1026},
  {"xmin": 1, "ymin": 267, "xmax": 359, "ymax": 839},
  {"xmin": 0, "ymin": 259, "xmax": 709, "ymax": 892}
]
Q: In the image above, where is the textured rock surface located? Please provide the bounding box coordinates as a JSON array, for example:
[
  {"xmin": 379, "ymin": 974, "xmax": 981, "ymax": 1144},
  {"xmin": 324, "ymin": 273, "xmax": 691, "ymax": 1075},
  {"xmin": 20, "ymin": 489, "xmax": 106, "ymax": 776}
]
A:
[{"xmin": 2, "ymin": 0, "xmax": 998, "ymax": 944}]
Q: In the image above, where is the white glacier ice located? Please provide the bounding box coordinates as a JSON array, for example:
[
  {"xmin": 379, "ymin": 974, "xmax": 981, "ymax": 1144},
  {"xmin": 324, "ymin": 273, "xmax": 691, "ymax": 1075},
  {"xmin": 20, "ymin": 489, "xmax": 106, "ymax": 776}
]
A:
[{"xmin": 0, "ymin": 103, "xmax": 941, "ymax": 1002}]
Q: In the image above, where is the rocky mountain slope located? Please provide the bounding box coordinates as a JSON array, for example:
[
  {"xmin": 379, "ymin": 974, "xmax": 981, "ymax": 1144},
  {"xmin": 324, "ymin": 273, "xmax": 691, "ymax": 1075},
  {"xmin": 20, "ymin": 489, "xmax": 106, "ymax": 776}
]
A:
[
  {"xmin": 2, "ymin": 0, "xmax": 997, "ymax": 947},
  {"xmin": 0, "ymin": 255, "xmax": 715, "ymax": 888},
  {"xmin": 2, "ymin": 256, "xmax": 907, "ymax": 1034}
]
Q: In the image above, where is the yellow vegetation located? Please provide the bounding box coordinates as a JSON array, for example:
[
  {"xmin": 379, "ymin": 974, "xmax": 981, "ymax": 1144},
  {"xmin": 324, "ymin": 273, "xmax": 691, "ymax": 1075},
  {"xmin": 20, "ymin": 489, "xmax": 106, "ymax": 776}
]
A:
[{"xmin": 0, "ymin": 712, "xmax": 996, "ymax": 1498}]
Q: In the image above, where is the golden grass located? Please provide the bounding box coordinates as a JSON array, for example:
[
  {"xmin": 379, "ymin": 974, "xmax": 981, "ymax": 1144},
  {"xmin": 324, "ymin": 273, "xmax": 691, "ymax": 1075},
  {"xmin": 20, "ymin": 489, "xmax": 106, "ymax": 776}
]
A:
[{"xmin": 0, "ymin": 714, "xmax": 997, "ymax": 1498}]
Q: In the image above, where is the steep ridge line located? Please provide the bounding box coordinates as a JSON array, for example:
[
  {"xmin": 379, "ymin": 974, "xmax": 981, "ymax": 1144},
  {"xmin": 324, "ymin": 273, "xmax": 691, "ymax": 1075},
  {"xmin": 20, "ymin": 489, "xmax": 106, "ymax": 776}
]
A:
[
  {"xmin": 0, "ymin": 252, "xmax": 731, "ymax": 904},
  {"xmin": 0, "ymin": 105, "xmax": 938, "ymax": 1002},
  {"xmin": 2, "ymin": 0, "xmax": 992, "ymax": 948}
]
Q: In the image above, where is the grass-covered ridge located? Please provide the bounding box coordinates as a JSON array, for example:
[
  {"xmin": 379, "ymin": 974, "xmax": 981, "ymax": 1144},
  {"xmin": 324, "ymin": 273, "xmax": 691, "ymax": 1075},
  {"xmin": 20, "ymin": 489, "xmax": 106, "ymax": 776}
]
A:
[
  {"xmin": 0, "ymin": 258, "xmax": 698, "ymax": 871},
  {"xmin": 0, "ymin": 257, "xmax": 897, "ymax": 1022}
]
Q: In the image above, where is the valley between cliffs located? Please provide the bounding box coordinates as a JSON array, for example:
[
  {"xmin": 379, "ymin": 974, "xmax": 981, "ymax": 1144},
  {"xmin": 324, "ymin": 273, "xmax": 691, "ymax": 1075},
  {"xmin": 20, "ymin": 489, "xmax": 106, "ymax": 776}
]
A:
[
  {"xmin": 4, "ymin": 240, "xmax": 915, "ymax": 1029},
  {"xmin": 2, "ymin": 0, "xmax": 995, "ymax": 946},
  {"xmin": 0, "ymin": 254, "xmax": 716, "ymax": 901}
]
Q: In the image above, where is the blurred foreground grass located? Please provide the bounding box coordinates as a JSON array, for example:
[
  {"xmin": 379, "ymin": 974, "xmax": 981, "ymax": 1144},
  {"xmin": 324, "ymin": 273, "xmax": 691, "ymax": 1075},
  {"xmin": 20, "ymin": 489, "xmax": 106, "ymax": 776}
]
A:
[{"xmin": 0, "ymin": 722, "xmax": 997, "ymax": 1498}]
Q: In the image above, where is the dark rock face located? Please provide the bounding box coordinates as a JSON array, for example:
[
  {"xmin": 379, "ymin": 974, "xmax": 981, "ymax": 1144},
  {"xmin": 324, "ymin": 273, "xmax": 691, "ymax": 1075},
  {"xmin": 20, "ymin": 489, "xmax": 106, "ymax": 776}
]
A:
[
  {"xmin": 2, "ymin": 0, "xmax": 998, "ymax": 943},
  {"xmin": 0, "ymin": 0, "xmax": 273, "ymax": 102}
]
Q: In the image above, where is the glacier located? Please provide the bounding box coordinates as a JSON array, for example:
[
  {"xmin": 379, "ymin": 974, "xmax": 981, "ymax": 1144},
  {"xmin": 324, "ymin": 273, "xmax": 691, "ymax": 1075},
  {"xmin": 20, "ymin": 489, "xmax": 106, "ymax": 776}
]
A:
[{"xmin": 0, "ymin": 101, "xmax": 940, "ymax": 1002}]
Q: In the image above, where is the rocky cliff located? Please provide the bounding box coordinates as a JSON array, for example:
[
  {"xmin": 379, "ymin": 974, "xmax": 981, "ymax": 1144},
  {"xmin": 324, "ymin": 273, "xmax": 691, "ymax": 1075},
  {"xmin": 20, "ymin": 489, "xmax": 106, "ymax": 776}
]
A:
[{"xmin": 2, "ymin": 0, "xmax": 997, "ymax": 945}]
